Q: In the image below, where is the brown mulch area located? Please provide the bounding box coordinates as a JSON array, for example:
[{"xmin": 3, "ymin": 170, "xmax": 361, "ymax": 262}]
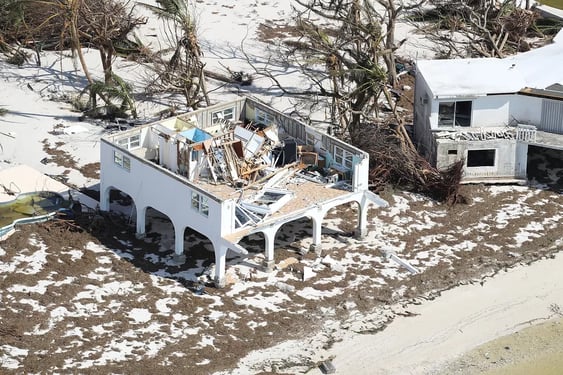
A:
[{"xmin": 1, "ymin": 183, "xmax": 562, "ymax": 373}]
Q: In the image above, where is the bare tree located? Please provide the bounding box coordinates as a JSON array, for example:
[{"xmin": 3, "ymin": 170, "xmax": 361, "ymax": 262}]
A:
[
  {"xmin": 246, "ymin": 0, "xmax": 422, "ymax": 140},
  {"xmin": 140, "ymin": 0, "xmax": 210, "ymax": 109},
  {"xmin": 79, "ymin": 0, "xmax": 145, "ymax": 85},
  {"xmin": 409, "ymin": 0, "xmax": 546, "ymax": 58}
]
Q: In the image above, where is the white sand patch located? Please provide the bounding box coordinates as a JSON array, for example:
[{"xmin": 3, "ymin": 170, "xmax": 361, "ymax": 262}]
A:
[
  {"xmin": 234, "ymin": 291, "xmax": 291, "ymax": 312},
  {"xmin": 18, "ymin": 298, "xmax": 47, "ymax": 312},
  {"xmin": 85, "ymin": 269, "xmax": 109, "ymax": 281},
  {"xmin": 8, "ymin": 279, "xmax": 54, "ymax": 294},
  {"xmin": 75, "ymin": 281, "xmax": 132, "ymax": 302},
  {"xmin": 18, "ymin": 247, "xmax": 48, "ymax": 274},
  {"xmin": 206, "ymin": 310, "xmax": 225, "ymax": 321},
  {"xmin": 201, "ymin": 294, "xmax": 224, "ymax": 308},
  {"xmin": 542, "ymin": 214, "xmax": 562, "ymax": 229},
  {"xmin": 71, "ymin": 302, "xmax": 100, "ymax": 317},
  {"xmin": 489, "ymin": 185, "xmax": 530, "ymax": 196},
  {"xmin": 314, "ymin": 274, "xmax": 346, "ymax": 285},
  {"xmin": 196, "ymin": 358, "xmax": 211, "ymax": 365},
  {"xmin": 61, "ymin": 249, "xmax": 83, "ymax": 261},
  {"xmin": 0, "ymin": 345, "xmax": 28, "ymax": 370},
  {"xmin": 85, "ymin": 242, "xmax": 107, "ymax": 253},
  {"xmin": 91, "ymin": 324, "xmax": 110, "ymax": 335},
  {"xmin": 0, "ymin": 245, "xmax": 48, "ymax": 274},
  {"xmin": 193, "ymin": 335, "xmax": 215, "ymax": 349},
  {"xmin": 379, "ymin": 266, "xmax": 404, "ymax": 280},
  {"xmin": 386, "ymin": 195, "xmax": 411, "ymax": 216},
  {"xmin": 155, "ymin": 297, "xmax": 178, "ymax": 313},
  {"xmin": 64, "ymin": 327, "xmax": 84, "ymax": 338},
  {"xmin": 30, "ymin": 306, "xmax": 73, "ymax": 335},
  {"xmin": 297, "ymin": 287, "xmax": 344, "ymax": 300},
  {"xmin": 514, "ymin": 221, "xmax": 544, "ymax": 247},
  {"xmin": 129, "ymin": 308, "xmax": 152, "ymax": 323},
  {"xmin": 495, "ymin": 203, "xmax": 536, "ymax": 228},
  {"xmin": 96, "ymin": 255, "xmax": 113, "ymax": 264},
  {"xmin": 247, "ymin": 320, "xmax": 268, "ymax": 329},
  {"xmin": 455, "ymin": 240, "xmax": 478, "ymax": 252},
  {"xmin": 62, "ymin": 124, "xmax": 89, "ymax": 135}
]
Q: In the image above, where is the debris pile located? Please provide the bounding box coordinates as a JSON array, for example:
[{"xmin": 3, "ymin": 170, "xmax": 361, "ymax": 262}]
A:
[
  {"xmin": 353, "ymin": 124, "xmax": 464, "ymax": 204},
  {"xmin": 152, "ymin": 115, "xmax": 356, "ymax": 228}
]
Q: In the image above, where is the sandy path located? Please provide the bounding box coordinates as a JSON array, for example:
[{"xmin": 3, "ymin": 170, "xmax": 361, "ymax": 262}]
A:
[{"xmin": 308, "ymin": 252, "xmax": 563, "ymax": 375}]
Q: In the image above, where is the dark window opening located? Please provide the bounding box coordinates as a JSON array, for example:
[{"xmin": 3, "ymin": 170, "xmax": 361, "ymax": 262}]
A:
[
  {"xmin": 467, "ymin": 149, "xmax": 496, "ymax": 167},
  {"xmin": 448, "ymin": 149, "xmax": 458, "ymax": 155},
  {"xmin": 438, "ymin": 101, "xmax": 472, "ymax": 127}
]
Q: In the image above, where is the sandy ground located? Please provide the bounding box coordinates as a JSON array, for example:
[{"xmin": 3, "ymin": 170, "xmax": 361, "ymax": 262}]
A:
[
  {"xmin": 300, "ymin": 252, "xmax": 563, "ymax": 375},
  {"xmin": 439, "ymin": 317, "xmax": 563, "ymax": 375}
]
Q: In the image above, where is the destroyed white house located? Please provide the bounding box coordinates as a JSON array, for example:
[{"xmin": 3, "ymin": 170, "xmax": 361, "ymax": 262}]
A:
[
  {"xmin": 413, "ymin": 30, "xmax": 563, "ymax": 183},
  {"xmin": 99, "ymin": 97, "xmax": 387, "ymax": 286}
]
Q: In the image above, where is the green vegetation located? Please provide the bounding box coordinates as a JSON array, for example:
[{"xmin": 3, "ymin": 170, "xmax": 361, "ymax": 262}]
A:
[{"xmin": 537, "ymin": 0, "xmax": 563, "ymax": 10}]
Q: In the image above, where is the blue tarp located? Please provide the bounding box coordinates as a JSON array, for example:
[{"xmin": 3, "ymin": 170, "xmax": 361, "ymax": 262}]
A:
[{"xmin": 180, "ymin": 128, "xmax": 212, "ymax": 142}]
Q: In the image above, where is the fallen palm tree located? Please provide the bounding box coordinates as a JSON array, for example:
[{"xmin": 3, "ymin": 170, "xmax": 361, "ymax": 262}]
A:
[{"xmin": 352, "ymin": 123, "xmax": 465, "ymax": 205}]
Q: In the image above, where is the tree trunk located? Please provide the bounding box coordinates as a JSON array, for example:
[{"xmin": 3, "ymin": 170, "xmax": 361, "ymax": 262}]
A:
[
  {"xmin": 100, "ymin": 49, "xmax": 114, "ymax": 85},
  {"xmin": 70, "ymin": 3, "xmax": 93, "ymax": 85},
  {"xmin": 384, "ymin": 0, "xmax": 398, "ymax": 87}
]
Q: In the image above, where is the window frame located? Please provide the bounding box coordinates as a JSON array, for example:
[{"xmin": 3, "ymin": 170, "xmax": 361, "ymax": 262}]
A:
[
  {"xmin": 255, "ymin": 108, "xmax": 275, "ymax": 125},
  {"xmin": 333, "ymin": 145, "xmax": 353, "ymax": 169},
  {"xmin": 117, "ymin": 133, "xmax": 141, "ymax": 150},
  {"xmin": 466, "ymin": 149, "xmax": 496, "ymax": 168},
  {"xmin": 191, "ymin": 191, "xmax": 209, "ymax": 217},
  {"xmin": 438, "ymin": 100, "xmax": 472, "ymax": 127},
  {"xmin": 113, "ymin": 150, "xmax": 131, "ymax": 171},
  {"xmin": 212, "ymin": 107, "xmax": 235, "ymax": 124}
]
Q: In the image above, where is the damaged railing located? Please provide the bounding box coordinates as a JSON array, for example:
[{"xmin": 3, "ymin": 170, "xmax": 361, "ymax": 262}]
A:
[
  {"xmin": 436, "ymin": 124, "xmax": 537, "ymax": 143},
  {"xmin": 515, "ymin": 124, "xmax": 537, "ymax": 143}
]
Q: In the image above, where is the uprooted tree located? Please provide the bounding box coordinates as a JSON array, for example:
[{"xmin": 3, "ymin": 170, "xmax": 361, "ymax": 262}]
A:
[
  {"xmin": 245, "ymin": 0, "xmax": 464, "ymax": 202},
  {"xmin": 248, "ymin": 0, "xmax": 422, "ymax": 138},
  {"xmin": 409, "ymin": 0, "xmax": 561, "ymax": 58}
]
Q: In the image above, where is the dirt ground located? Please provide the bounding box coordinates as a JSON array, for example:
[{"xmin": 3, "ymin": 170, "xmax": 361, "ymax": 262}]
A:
[{"xmin": 1, "ymin": 177, "xmax": 562, "ymax": 373}]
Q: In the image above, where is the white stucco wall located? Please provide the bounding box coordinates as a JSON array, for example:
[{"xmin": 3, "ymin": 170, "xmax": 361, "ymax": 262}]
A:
[
  {"xmin": 509, "ymin": 95, "xmax": 543, "ymax": 125},
  {"xmin": 424, "ymin": 94, "xmax": 544, "ymax": 130},
  {"xmin": 100, "ymin": 141, "xmax": 230, "ymax": 241},
  {"xmin": 471, "ymin": 95, "xmax": 511, "ymax": 126}
]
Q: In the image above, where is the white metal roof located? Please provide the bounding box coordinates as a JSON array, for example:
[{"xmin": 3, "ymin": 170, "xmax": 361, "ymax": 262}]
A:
[{"xmin": 417, "ymin": 29, "xmax": 563, "ymax": 98}]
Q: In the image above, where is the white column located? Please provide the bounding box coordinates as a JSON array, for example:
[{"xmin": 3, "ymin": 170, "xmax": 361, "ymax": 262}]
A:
[
  {"xmin": 309, "ymin": 212, "xmax": 324, "ymax": 256},
  {"xmin": 213, "ymin": 243, "xmax": 228, "ymax": 288},
  {"xmin": 99, "ymin": 185, "xmax": 110, "ymax": 211},
  {"xmin": 357, "ymin": 197, "xmax": 368, "ymax": 239},
  {"xmin": 174, "ymin": 225, "xmax": 184, "ymax": 255},
  {"xmin": 262, "ymin": 226, "xmax": 279, "ymax": 272},
  {"xmin": 135, "ymin": 204, "xmax": 146, "ymax": 239}
]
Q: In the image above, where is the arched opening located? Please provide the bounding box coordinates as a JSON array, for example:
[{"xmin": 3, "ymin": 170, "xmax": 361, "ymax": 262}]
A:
[
  {"xmin": 527, "ymin": 146, "xmax": 563, "ymax": 192},
  {"xmin": 274, "ymin": 216, "xmax": 314, "ymax": 259},
  {"xmin": 323, "ymin": 201, "xmax": 360, "ymax": 237},
  {"xmin": 182, "ymin": 227, "xmax": 216, "ymax": 270},
  {"xmin": 238, "ymin": 232, "xmax": 266, "ymax": 254},
  {"xmin": 143, "ymin": 206, "xmax": 174, "ymax": 246},
  {"xmin": 97, "ymin": 186, "xmax": 135, "ymax": 221}
]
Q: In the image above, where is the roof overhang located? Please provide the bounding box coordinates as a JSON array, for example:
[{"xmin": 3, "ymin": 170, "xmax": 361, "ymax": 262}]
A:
[{"xmin": 519, "ymin": 87, "xmax": 563, "ymax": 101}]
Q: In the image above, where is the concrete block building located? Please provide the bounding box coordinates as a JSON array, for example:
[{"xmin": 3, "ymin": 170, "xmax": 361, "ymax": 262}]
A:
[{"xmin": 414, "ymin": 30, "xmax": 563, "ymax": 183}]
